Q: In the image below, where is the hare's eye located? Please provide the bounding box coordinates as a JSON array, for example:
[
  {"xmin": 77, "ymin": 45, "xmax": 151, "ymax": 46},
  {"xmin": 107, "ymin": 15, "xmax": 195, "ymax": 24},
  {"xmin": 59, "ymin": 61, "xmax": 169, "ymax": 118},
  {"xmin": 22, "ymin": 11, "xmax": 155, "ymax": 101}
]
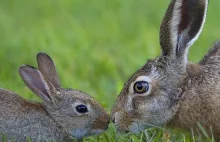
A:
[
  {"xmin": 75, "ymin": 105, "xmax": 88, "ymax": 113},
  {"xmin": 133, "ymin": 81, "xmax": 149, "ymax": 94}
]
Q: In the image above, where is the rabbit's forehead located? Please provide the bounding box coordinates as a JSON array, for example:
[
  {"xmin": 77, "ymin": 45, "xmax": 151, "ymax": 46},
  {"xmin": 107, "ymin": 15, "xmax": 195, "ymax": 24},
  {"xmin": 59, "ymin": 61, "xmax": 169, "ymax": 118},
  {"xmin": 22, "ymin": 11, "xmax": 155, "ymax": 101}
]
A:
[
  {"xmin": 71, "ymin": 96, "xmax": 97, "ymax": 106},
  {"xmin": 62, "ymin": 89, "xmax": 97, "ymax": 105},
  {"xmin": 66, "ymin": 95, "xmax": 103, "ymax": 112}
]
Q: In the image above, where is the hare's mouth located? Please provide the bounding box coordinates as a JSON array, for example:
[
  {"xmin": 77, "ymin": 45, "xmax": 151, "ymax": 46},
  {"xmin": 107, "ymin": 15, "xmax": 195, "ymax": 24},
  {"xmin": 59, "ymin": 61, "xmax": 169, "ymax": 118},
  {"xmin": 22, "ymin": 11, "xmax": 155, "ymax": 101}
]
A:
[
  {"xmin": 115, "ymin": 116, "xmax": 153, "ymax": 133},
  {"xmin": 128, "ymin": 122, "xmax": 145, "ymax": 134},
  {"xmin": 114, "ymin": 111, "xmax": 140, "ymax": 133}
]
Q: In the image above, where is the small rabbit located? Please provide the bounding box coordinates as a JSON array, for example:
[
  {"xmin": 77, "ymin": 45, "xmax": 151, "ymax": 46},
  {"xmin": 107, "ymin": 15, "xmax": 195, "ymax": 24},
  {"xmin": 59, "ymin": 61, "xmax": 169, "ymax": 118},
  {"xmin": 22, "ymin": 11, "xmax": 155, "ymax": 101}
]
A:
[
  {"xmin": 111, "ymin": 0, "xmax": 220, "ymax": 139},
  {"xmin": 0, "ymin": 53, "xmax": 110, "ymax": 142}
]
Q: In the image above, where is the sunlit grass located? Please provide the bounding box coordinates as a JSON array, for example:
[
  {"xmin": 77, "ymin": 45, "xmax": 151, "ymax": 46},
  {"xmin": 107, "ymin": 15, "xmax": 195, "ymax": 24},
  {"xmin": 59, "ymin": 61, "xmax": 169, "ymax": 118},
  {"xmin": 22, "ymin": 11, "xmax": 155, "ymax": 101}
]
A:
[{"xmin": 0, "ymin": 0, "xmax": 220, "ymax": 141}]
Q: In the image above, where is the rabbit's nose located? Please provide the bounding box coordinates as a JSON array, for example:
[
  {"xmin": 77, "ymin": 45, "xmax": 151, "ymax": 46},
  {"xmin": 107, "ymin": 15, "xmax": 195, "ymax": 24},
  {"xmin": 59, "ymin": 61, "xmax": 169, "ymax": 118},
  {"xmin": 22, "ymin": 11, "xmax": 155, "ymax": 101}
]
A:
[
  {"xmin": 104, "ymin": 113, "xmax": 110, "ymax": 124},
  {"xmin": 107, "ymin": 117, "xmax": 110, "ymax": 124}
]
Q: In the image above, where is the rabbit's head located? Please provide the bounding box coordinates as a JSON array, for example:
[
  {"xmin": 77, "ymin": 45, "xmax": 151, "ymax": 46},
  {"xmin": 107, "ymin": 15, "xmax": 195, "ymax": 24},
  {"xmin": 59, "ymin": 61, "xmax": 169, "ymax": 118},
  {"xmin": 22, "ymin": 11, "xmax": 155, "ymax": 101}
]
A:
[
  {"xmin": 111, "ymin": 0, "xmax": 208, "ymax": 133},
  {"xmin": 19, "ymin": 53, "xmax": 110, "ymax": 140}
]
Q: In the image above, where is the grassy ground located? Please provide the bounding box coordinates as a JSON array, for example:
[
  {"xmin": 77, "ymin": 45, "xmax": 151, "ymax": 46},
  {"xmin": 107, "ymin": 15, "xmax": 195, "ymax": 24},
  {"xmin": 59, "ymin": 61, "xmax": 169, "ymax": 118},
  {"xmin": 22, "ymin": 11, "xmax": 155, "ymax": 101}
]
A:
[{"xmin": 0, "ymin": 0, "xmax": 220, "ymax": 141}]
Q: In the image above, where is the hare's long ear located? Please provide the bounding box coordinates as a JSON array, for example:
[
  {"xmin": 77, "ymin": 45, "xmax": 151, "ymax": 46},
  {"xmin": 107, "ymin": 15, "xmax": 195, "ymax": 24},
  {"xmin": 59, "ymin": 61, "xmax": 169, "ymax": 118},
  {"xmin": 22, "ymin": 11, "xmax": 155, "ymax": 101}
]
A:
[
  {"xmin": 160, "ymin": 0, "xmax": 208, "ymax": 62},
  {"xmin": 19, "ymin": 65, "xmax": 59, "ymax": 104},
  {"xmin": 37, "ymin": 53, "xmax": 61, "ymax": 89}
]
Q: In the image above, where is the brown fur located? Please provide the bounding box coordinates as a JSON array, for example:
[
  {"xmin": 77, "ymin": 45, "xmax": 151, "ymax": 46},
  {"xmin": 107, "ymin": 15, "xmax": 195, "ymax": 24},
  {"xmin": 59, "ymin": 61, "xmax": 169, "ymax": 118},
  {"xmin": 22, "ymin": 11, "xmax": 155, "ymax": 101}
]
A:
[
  {"xmin": 169, "ymin": 42, "xmax": 220, "ymax": 140},
  {"xmin": 111, "ymin": 0, "xmax": 220, "ymax": 140},
  {"xmin": 0, "ymin": 89, "xmax": 67, "ymax": 142}
]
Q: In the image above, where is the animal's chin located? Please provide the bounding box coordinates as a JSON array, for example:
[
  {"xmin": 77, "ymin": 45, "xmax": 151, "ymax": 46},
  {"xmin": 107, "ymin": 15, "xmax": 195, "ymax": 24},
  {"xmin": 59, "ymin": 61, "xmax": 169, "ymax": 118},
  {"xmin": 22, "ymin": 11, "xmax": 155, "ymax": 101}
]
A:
[
  {"xmin": 115, "ymin": 122, "xmax": 133, "ymax": 134},
  {"xmin": 70, "ymin": 129, "xmax": 105, "ymax": 140},
  {"xmin": 128, "ymin": 122, "xmax": 146, "ymax": 134},
  {"xmin": 70, "ymin": 129, "xmax": 89, "ymax": 140},
  {"xmin": 116, "ymin": 121, "xmax": 152, "ymax": 134},
  {"xmin": 114, "ymin": 124, "xmax": 129, "ymax": 133},
  {"xmin": 89, "ymin": 129, "xmax": 105, "ymax": 135}
]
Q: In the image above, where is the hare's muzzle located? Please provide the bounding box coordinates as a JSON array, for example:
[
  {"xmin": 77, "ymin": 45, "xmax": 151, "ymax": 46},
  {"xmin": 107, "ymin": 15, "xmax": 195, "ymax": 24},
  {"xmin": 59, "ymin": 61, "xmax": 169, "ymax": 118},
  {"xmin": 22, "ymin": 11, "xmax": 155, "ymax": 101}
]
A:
[
  {"xmin": 111, "ymin": 112, "xmax": 116, "ymax": 124},
  {"xmin": 112, "ymin": 117, "xmax": 115, "ymax": 123}
]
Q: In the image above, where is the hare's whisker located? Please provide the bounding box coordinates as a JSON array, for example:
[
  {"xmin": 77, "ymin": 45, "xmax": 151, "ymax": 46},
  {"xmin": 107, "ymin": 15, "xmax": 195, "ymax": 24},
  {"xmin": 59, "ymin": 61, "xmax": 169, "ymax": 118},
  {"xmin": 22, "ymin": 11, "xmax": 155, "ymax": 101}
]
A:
[
  {"xmin": 141, "ymin": 115, "xmax": 159, "ymax": 118},
  {"xmin": 137, "ymin": 122, "xmax": 169, "ymax": 132}
]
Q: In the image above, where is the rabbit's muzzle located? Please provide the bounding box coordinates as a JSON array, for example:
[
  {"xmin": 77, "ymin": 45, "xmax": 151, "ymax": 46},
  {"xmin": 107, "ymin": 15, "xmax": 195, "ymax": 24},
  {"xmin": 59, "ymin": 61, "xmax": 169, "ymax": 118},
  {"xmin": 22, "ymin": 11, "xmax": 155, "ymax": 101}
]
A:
[{"xmin": 91, "ymin": 113, "xmax": 110, "ymax": 132}]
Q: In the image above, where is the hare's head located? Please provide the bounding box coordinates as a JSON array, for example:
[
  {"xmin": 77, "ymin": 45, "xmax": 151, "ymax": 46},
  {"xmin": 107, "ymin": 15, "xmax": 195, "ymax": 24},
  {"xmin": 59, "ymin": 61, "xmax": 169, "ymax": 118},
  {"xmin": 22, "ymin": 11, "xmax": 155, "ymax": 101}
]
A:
[
  {"xmin": 19, "ymin": 53, "xmax": 110, "ymax": 140},
  {"xmin": 111, "ymin": 0, "xmax": 208, "ymax": 133}
]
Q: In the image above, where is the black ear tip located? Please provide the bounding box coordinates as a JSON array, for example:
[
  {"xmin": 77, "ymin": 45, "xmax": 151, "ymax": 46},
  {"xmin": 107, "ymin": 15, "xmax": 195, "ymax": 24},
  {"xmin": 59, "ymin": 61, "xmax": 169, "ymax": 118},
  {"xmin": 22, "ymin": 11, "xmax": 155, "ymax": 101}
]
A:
[
  {"xmin": 19, "ymin": 65, "xmax": 38, "ymax": 73},
  {"xmin": 19, "ymin": 65, "xmax": 26, "ymax": 74},
  {"xmin": 19, "ymin": 64, "xmax": 27, "ymax": 70},
  {"xmin": 37, "ymin": 52, "xmax": 47, "ymax": 58},
  {"xmin": 37, "ymin": 52, "xmax": 53, "ymax": 62}
]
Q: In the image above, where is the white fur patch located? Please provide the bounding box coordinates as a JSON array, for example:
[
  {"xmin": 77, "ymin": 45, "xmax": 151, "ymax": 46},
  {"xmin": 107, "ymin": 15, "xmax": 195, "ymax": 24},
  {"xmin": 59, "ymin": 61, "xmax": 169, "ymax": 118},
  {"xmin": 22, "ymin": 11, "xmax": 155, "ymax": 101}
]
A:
[
  {"xmin": 170, "ymin": 0, "xmax": 208, "ymax": 64},
  {"xmin": 114, "ymin": 112, "xmax": 120, "ymax": 124},
  {"xmin": 38, "ymin": 70, "xmax": 50, "ymax": 93},
  {"xmin": 170, "ymin": 0, "xmax": 182, "ymax": 53},
  {"xmin": 129, "ymin": 76, "xmax": 152, "ymax": 96},
  {"xmin": 129, "ymin": 122, "xmax": 142, "ymax": 134},
  {"xmin": 57, "ymin": 91, "xmax": 61, "ymax": 95},
  {"xmin": 134, "ymin": 76, "xmax": 152, "ymax": 85},
  {"xmin": 70, "ymin": 128, "xmax": 89, "ymax": 139},
  {"xmin": 126, "ymin": 95, "xmax": 133, "ymax": 111},
  {"xmin": 126, "ymin": 76, "xmax": 152, "ymax": 111},
  {"xmin": 150, "ymin": 65, "xmax": 160, "ymax": 78}
]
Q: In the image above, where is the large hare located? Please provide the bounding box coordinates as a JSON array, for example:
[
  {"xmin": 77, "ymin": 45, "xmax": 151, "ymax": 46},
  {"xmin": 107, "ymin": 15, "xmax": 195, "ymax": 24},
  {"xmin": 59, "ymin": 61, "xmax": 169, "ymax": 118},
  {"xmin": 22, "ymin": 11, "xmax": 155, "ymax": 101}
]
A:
[
  {"xmin": 111, "ymin": 0, "xmax": 220, "ymax": 139},
  {"xmin": 0, "ymin": 53, "xmax": 110, "ymax": 142}
]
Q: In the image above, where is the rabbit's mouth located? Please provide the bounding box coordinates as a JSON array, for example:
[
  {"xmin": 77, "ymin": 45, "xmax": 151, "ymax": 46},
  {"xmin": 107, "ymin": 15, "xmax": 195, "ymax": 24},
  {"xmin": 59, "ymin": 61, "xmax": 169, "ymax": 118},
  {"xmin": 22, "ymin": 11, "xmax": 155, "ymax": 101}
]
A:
[
  {"xmin": 70, "ymin": 128, "xmax": 90, "ymax": 140},
  {"xmin": 91, "ymin": 114, "xmax": 110, "ymax": 131},
  {"xmin": 90, "ymin": 129, "xmax": 106, "ymax": 135},
  {"xmin": 70, "ymin": 128, "xmax": 106, "ymax": 139}
]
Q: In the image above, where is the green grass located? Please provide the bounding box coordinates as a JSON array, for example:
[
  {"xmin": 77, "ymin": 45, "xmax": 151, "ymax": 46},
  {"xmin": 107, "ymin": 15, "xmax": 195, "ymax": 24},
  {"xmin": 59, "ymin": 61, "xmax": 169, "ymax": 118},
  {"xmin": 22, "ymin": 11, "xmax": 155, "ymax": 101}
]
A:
[{"xmin": 0, "ymin": 0, "xmax": 220, "ymax": 141}]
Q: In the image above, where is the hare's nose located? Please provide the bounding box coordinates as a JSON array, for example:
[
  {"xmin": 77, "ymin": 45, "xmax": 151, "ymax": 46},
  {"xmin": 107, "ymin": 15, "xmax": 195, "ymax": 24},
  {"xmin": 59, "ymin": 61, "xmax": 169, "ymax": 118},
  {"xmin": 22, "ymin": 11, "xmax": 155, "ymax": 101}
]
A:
[
  {"xmin": 112, "ymin": 117, "xmax": 115, "ymax": 123},
  {"xmin": 111, "ymin": 114, "xmax": 115, "ymax": 123},
  {"xmin": 110, "ymin": 112, "xmax": 116, "ymax": 123}
]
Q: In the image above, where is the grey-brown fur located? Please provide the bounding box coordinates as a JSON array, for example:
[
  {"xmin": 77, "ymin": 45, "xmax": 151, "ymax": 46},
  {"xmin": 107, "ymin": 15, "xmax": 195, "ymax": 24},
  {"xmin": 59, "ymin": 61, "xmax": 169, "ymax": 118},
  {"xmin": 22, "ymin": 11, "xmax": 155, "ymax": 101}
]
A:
[
  {"xmin": 0, "ymin": 53, "xmax": 110, "ymax": 142},
  {"xmin": 0, "ymin": 89, "xmax": 67, "ymax": 142},
  {"xmin": 111, "ymin": 0, "xmax": 220, "ymax": 140}
]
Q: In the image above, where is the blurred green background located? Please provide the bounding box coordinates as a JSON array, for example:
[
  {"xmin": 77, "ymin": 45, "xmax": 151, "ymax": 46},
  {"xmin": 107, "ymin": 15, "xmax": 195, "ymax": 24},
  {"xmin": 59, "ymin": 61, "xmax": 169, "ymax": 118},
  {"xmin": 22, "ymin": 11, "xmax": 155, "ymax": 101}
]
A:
[{"xmin": 0, "ymin": 0, "xmax": 220, "ymax": 141}]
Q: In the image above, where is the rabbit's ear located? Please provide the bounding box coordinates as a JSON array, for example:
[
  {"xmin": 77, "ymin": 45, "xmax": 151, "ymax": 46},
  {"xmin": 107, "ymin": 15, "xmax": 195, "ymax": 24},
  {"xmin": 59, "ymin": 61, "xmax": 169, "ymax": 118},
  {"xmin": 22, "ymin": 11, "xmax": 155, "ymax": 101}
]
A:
[
  {"xmin": 37, "ymin": 53, "xmax": 61, "ymax": 89},
  {"xmin": 160, "ymin": 0, "xmax": 208, "ymax": 61},
  {"xmin": 19, "ymin": 65, "xmax": 59, "ymax": 103}
]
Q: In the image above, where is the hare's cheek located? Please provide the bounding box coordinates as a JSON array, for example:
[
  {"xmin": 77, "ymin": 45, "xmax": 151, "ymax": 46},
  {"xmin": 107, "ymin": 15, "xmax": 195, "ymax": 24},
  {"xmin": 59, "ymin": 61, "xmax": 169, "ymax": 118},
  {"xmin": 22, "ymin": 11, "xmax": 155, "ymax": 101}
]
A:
[{"xmin": 132, "ymin": 96, "xmax": 150, "ymax": 111}]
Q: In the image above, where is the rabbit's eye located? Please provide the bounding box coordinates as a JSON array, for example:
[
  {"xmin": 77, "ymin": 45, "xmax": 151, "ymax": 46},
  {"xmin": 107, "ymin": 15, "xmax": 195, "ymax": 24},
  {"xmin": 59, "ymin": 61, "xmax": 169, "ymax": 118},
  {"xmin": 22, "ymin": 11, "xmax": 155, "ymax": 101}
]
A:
[
  {"xmin": 133, "ymin": 81, "xmax": 149, "ymax": 94},
  {"xmin": 75, "ymin": 105, "xmax": 88, "ymax": 113}
]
